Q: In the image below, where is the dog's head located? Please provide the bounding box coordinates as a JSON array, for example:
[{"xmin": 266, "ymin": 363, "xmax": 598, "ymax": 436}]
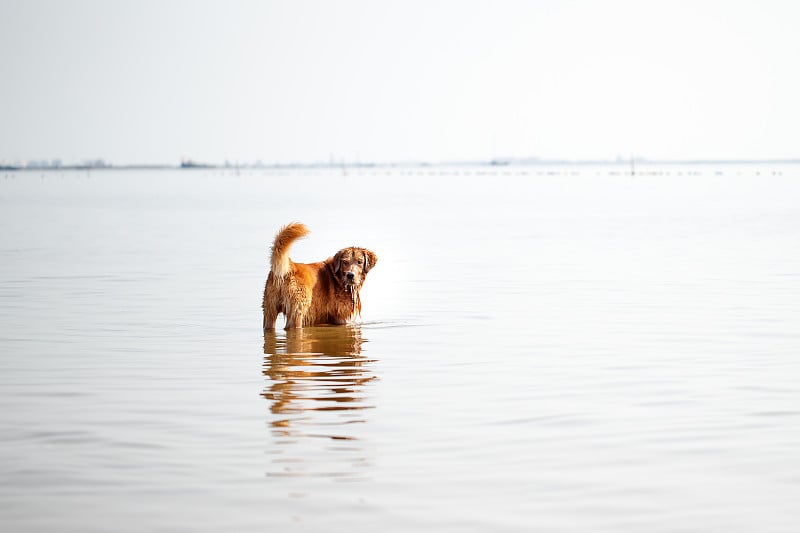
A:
[{"xmin": 332, "ymin": 247, "xmax": 377, "ymax": 289}]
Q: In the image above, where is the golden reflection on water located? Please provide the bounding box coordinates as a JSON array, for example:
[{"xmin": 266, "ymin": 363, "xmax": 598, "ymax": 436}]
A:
[{"xmin": 262, "ymin": 326, "xmax": 377, "ymax": 480}]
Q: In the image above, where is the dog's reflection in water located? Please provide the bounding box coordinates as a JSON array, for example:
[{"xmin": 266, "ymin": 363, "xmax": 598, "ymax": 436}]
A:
[{"xmin": 262, "ymin": 326, "xmax": 377, "ymax": 480}]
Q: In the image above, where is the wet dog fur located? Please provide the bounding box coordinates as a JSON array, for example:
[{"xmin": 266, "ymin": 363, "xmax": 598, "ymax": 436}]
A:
[{"xmin": 262, "ymin": 222, "xmax": 377, "ymax": 331}]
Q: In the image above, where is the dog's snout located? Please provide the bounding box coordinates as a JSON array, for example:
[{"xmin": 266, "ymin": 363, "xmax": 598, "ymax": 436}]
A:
[{"xmin": 346, "ymin": 271, "xmax": 355, "ymax": 281}]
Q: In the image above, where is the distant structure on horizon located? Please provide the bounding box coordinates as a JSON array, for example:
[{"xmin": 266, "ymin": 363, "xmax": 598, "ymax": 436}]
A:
[
  {"xmin": 180, "ymin": 159, "xmax": 213, "ymax": 169},
  {"xmin": 0, "ymin": 158, "xmax": 109, "ymax": 171}
]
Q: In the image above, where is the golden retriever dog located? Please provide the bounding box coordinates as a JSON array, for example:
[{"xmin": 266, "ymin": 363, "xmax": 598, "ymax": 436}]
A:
[{"xmin": 262, "ymin": 222, "xmax": 377, "ymax": 331}]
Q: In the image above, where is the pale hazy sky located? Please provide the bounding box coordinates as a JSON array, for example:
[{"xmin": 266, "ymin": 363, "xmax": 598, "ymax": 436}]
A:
[{"xmin": 1, "ymin": 0, "xmax": 798, "ymax": 165}]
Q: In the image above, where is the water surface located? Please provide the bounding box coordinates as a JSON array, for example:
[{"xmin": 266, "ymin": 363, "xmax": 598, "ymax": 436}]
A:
[{"xmin": 1, "ymin": 164, "xmax": 799, "ymax": 531}]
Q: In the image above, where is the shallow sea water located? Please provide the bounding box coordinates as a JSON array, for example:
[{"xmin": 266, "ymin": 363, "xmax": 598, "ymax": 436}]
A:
[{"xmin": 1, "ymin": 164, "xmax": 799, "ymax": 531}]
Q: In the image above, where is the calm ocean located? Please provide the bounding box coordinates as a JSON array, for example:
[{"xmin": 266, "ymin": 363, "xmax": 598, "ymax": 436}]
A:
[{"xmin": 1, "ymin": 164, "xmax": 799, "ymax": 532}]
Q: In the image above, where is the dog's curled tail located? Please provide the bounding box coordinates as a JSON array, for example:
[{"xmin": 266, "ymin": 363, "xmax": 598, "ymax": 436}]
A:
[{"xmin": 270, "ymin": 222, "xmax": 309, "ymax": 279}]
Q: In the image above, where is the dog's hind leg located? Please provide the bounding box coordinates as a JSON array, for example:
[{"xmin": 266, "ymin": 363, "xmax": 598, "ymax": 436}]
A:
[
  {"xmin": 263, "ymin": 305, "xmax": 279, "ymax": 333},
  {"xmin": 284, "ymin": 306, "xmax": 307, "ymax": 329},
  {"xmin": 283, "ymin": 279, "xmax": 312, "ymax": 329},
  {"xmin": 262, "ymin": 277, "xmax": 280, "ymax": 333}
]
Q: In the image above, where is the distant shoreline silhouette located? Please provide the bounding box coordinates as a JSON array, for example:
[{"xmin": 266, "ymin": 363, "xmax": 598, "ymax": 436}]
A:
[{"xmin": 3, "ymin": 157, "xmax": 799, "ymax": 173}]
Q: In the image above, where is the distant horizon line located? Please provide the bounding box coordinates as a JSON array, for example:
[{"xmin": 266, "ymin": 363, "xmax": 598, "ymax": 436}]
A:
[{"xmin": 3, "ymin": 156, "xmax": 800, "ymax": 172}]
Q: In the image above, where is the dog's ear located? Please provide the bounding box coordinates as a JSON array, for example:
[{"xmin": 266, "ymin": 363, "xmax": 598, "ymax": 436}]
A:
[
  {"xmin": 332, "ymin": 250, "xmax": 343, "ymax": 274},
  {"xmin": 363, "ymin": 249, "xmax": 378, "ymax": 273}
]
